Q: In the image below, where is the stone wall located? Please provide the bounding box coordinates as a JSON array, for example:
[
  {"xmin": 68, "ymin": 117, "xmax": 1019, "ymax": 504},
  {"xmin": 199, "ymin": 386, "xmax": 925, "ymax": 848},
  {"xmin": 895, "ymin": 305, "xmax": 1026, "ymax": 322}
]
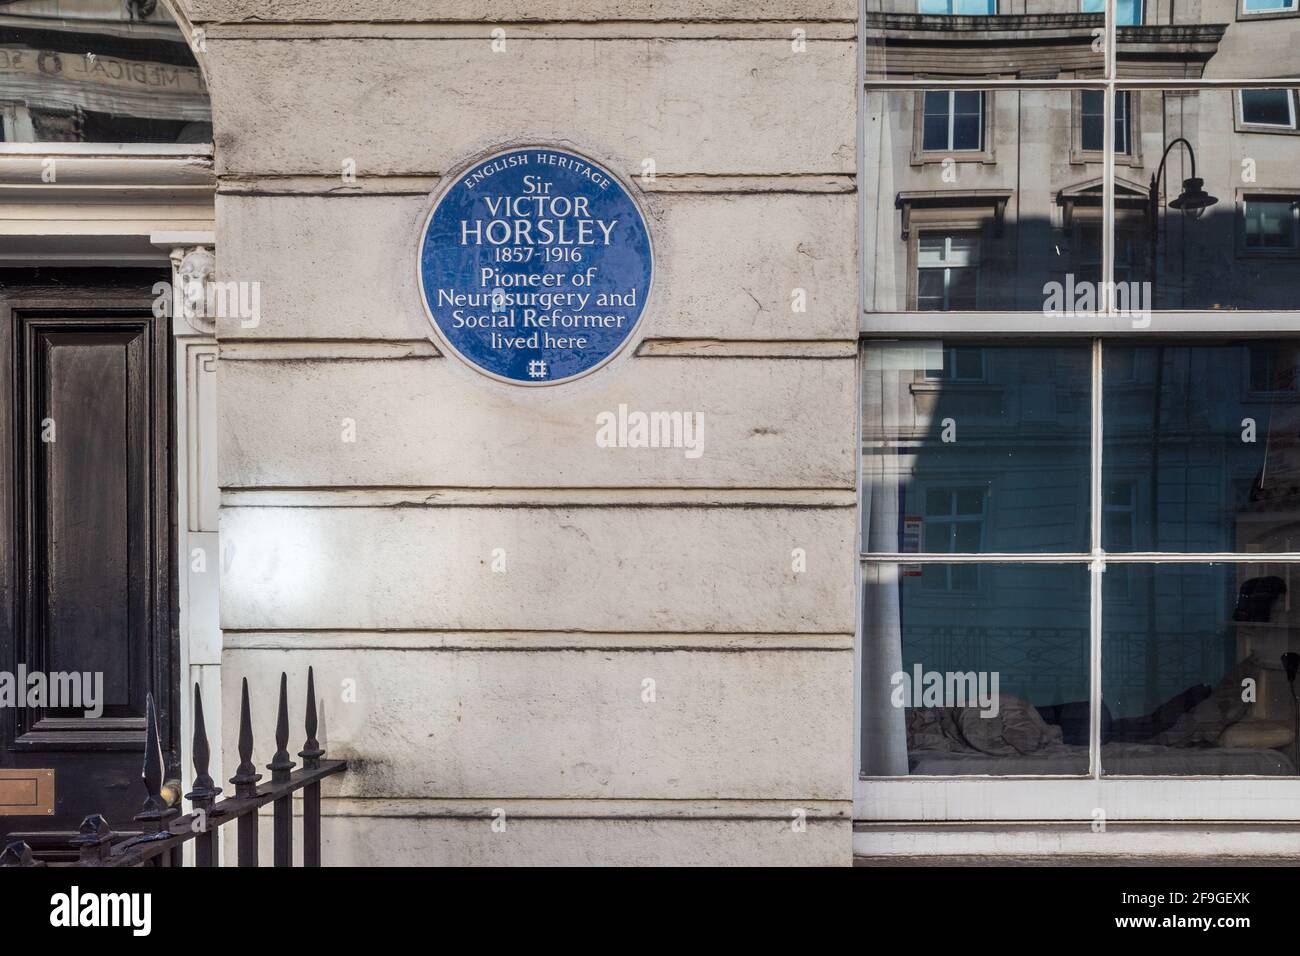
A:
[{"xmin": 184, "ymin": 0, "xmax": 859, "ymax": 865}]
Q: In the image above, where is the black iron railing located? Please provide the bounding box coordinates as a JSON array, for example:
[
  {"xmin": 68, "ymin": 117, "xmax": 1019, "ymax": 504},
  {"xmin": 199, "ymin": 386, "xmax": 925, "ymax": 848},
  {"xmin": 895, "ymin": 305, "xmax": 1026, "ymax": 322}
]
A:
[{"xmin": 0, "ymin": 667, "xmax": 345, "ymax": 867}]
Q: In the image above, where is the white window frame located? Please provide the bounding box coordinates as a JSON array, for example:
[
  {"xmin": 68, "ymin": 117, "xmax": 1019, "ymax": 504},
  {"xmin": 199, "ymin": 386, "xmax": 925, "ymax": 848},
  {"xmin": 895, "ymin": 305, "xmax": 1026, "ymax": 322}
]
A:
[
  {"xmin": 1080, "ymin": 89, "xmax": 1131, "ymax": 154},
  {"xmin": 921, "ymin": 91, "xmax": 985, "ymax": 153},
  {"xmin": 1236, "ymin": 89, "xmax": 1298, "ymax": 130},
  {"xmin": 916, "ymin": 232, "xmax": 982, "ymax": 310},
  {"xmin": 856, "ymin": 3, "xmax": 1300, "ymax": 829}
]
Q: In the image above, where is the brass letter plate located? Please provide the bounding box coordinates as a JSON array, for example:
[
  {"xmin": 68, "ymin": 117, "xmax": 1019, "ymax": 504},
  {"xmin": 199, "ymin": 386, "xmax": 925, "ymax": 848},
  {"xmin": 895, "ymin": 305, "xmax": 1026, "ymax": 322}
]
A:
[{"xmin": 0, "ymin": 768, "xmax": 55, "ymax": 815}]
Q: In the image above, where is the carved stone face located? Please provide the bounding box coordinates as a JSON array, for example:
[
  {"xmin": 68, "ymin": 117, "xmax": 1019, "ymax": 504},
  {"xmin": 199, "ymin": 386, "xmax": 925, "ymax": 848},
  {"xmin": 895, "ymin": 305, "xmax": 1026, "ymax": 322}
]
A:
[{"xmin": 177, "ymin": 247, "xmax": 216, "ymax": 320}]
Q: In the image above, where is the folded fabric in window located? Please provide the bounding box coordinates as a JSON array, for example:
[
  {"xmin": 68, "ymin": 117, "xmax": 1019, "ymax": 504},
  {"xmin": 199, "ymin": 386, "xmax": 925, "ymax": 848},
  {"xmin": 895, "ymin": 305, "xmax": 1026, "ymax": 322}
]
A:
[
  {"xmin": 906, "ymin": 695, "xmax": 1070, "ymax": 756},
  {"xmin": 1154, "ymin": 654, "xmax": 1263, "ymax": 746}
]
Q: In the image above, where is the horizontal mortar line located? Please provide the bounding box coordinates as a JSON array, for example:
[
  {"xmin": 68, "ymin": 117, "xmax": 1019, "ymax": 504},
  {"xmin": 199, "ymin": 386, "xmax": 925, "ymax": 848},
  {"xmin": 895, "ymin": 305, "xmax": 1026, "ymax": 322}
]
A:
[
  {"xmin": 218, "ymin": 489, "xmax": 857, "ymax": 504},
  {"xmin": 312, "ymin": 813, "xmax": 849, "ymax": 822},
  {"xmin": 223, "ymin": 641, "xmax": 853, "ymax": 652},
  {"xmin": 222, "ymin": 642, "xmax": 852, "ymax": 650},
  {"xmin": 217, "ymin": 337, "xmax": 854, "ymax": 353},
  {"xmin": 221, "ymin": 627, "xmax": 852, "ymax": 636},
  {"xmin": 220, "ymin": 504, "xmax": 856, "ymax": 511},
  {"xmin": 264, "ymin": 804, "xmax": 851, "ymax": 821},
  {"xmin": 215, "ymin": 172, "xmax": 856, "ymax": 193},
  {"xmin": 220, "ymin": 484, "xmax": 855, "ymax": 491},
  {"xmin": 218, "ymin": 339, "xmax": 441, "ymax": 360},
  {"xmin": 637, "ymin": 338, "xmax": 857, "ymax": 357},
  {"xmin": 196, "ymin": 17, "xmax": 859, "ymax": 25},
  {"xmin": 202, "ymin": 23, "xmax": 857, "ymax": 40}
]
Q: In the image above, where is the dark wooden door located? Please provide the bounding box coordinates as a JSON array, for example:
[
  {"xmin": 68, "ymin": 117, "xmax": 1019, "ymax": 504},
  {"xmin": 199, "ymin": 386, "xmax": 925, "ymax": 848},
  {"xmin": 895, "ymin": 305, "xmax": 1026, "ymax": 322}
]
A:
[{"xmin": 0, "ymin": 270, "xmax": 177, "ymax": 841}]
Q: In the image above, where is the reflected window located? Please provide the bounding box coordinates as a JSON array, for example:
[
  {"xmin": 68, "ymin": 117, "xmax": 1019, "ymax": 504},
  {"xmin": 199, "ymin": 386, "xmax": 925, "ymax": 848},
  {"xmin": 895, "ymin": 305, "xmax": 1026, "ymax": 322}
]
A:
[
  {"xmin": 1239, "ymin": 90, "xmax": 1298, "ymax": 130},
  {"xmin": 1081, "ymin": 0, "xmax": 1143, "ymax": 25},
  {"xmin": 917, "ymin": 234, "xmax": 980, "ymax": 311},
  {"xmin": 919, "ymin": 0, "xmax": 997, "ymax": 13},
  {"xmin": 921, "ymin": 488, "xmax": 986, "ymax": 591},
  {"xmin": 1080, "ymin": 90, "xmax": 1131, "ymax": 154},
  {"xmin": 1241, "ymin": 0, "xmax": 1297, "ymax": 13},
  {"xmin": 0, "ymin": 0, "xmax": 210, "ymax": 144},
  {"xmin": 1244, "ymin": 198, "xmax": 1300, "ymax": 251},
  {"xmin": 925, "ymin": 345, "xmax": 984, "ymax": 381},
  {"xmin": 922, "ymin": 91, "xmax": 984, "ymax": 152}
]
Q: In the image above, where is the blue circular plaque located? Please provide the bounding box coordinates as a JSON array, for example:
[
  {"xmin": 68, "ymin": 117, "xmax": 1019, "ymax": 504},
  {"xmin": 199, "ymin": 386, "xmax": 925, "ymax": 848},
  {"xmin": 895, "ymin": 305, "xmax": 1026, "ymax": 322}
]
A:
[{"xmin": 418, "ymin": 147, "xmax": 653, "ymax": 385}]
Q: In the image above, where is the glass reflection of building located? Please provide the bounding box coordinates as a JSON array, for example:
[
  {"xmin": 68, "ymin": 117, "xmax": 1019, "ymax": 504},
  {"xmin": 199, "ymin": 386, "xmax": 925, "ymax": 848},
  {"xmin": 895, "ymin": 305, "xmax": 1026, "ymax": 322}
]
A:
[
  {"xmin": 863, "ymin": 341, "xmax": 1300, "ymax": 776},
  {"xmin": 862, "ymin": 2, "xmax": 1300, "ymax": 778},
  {"xmin": 0, "ymin": 0, "xmax": 210, "ymax": 143},
  {"xmin": 864, "ymin": 0, "xmax": 1300, "ymax": 311}
]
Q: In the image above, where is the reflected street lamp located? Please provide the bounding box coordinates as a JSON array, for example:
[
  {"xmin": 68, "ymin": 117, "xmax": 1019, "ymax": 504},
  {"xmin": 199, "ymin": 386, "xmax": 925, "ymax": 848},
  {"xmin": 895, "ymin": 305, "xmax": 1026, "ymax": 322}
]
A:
[{"xmin": 1148, "ymin": 137, "xmax": 1218, "ymax": 280}]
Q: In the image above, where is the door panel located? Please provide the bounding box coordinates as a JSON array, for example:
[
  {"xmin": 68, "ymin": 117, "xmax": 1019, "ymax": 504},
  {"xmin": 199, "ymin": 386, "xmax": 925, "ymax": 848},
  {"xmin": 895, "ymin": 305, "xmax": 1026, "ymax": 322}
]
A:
[
  {"xmin": 0, "ymin": 274, "xmax": 176, "ymax": 839},
  {"xmin": 41, "ymin": 330, "xmax": 149, "ymax": 718}
]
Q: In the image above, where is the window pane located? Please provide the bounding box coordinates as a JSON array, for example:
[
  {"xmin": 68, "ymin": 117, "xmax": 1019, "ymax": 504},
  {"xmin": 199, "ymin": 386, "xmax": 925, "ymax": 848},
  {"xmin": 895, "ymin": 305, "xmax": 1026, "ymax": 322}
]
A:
[
  {"xmin": 1115, "ymin": 92, "xmax": 1130, "ymax": 154},
  {"xmin": 921, "ymin": 92, "xmax": 950, "ymax": 151},
  {"xmin": 944, "ymin": 266, "xmax": 979, "ymax": 309},
  {"xmin": 1080, "ymin": 90, "xmax": 1104, "ymax": 151},
  {"xmin": 862, "ymin": 343, "xmax": 1091, "ymax": 554},
  {"xmin": 0, "ymin": 1, "xmax": 211, "ymax": 143},
  {"xmin": 953, "ymin": 347, "xmax": 984, "ymax": 379},
  {"xmin": 1102, "ymin": 564, "xmax": 1298, "ymax": 776},
  {"xmin": 1141, "ymin": 90, "xmax": 1300, "ymax": 309},
  {"xmin": 1241, "ymin": 90, "xmax": 1295, "ymax": 127},
  {"xmin": 1244, "ymin": 200, "xmax": 1297, "ymax": 249},
  {"xmin": 1117, "ymin": 0, "xmax": 1143, "ymax": 24},
  {"xmin": 867, "ymin": 88, "xmax": 1122, "ymax": 311},
  {"xmin": 860, "ymin": 563, "xmax": 1091, "ymax": 776},
  {"xmin": 1103, "ymin": 342, "xmax": 1300, "ymax": 552},
  {"xmin": 951, "ymin": 114, "xmax": 982, "ymax": 151},
  {"xmin": 916, "ymin": 270, "xmax": 946, "ymax": 310},
  {"xmin": 952, "ymin": 521, "xmax": 983, "ymax": 551},
  {"xmin": 918, "ymin": 0, "xmax": 953, "ymax": 12}
]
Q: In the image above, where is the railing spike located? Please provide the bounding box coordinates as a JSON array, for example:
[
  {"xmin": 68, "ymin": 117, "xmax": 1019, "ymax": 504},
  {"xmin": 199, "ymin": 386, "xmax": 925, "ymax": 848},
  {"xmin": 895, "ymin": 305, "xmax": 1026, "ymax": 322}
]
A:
[
  {"xmin": 135, "ymin": 693, "xmax": 174, "ymax": 829},
  {"xmin": 70, "ymin": 814, "xmax": 115, "ymax": 865},
  {"xmin": 230, "ymin": 676, "xmax": 262, "ymax": 797},
  {"xmin": 299, "ymin": 665, "xmax": 323, "ymax": 770},
  {"xmin": 0, "ymin": 840, "xmax": 39, "ymax": 866},
  {"xmin": 186, "ymin": 683, "xmax": 222, "ymax": 866},
  {"xmin": 269, "ymin": 672, "xmax": 296, "ymax": 866},
  {"xmin": 187, "ymin": 682, "xmax": 221, "ymax": 804},
  {"xmin": 268, "ymin": 671, "xmax": 296, "ymax": 783}
]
